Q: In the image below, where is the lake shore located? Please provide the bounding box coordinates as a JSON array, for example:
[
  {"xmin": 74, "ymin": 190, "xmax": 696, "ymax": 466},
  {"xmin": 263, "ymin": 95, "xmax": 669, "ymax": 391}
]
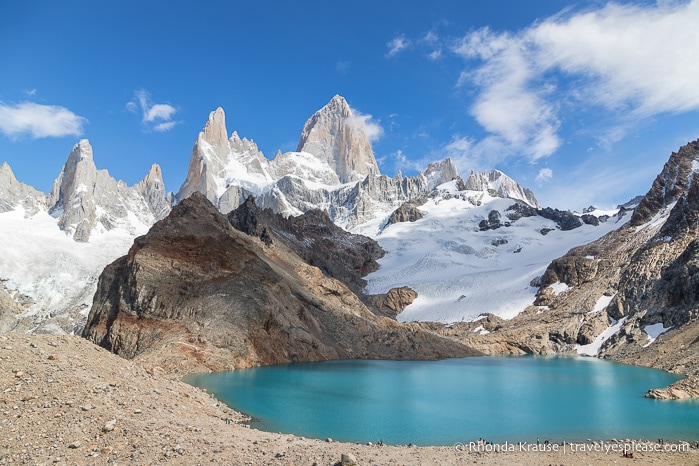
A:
[{"xmin": 2, "ymin": 333, "xmax": 698, "ymax": 465}]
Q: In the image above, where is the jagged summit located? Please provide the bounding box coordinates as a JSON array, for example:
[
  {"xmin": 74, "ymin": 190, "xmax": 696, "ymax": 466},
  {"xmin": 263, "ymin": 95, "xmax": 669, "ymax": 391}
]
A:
[
  {"xmin": 464, "ymin": 169, "xmax": 539, "ymax": 208},
  {"xmin": 630, "ymin": 139, "xmax": 699, "ymax": 226},
  {"xmin": 44, "ymin": 139, "xmax": 171, "ymax": 242},
  {"xmin": 296, "ymin": 95, "xmax": 380, "ymax": 183},
  {"xmin": 175, "ymin": 107, "xmax": 275, "ymax": 213},
  {"xmin": 0, "ymin": 161, "xmax": 46, "ymax": 215}
]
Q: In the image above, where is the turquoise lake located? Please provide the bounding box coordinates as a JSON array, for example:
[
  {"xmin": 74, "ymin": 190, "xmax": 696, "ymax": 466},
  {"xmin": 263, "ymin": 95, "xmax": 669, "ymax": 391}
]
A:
[{"xmin": 184, "ymin": 357, "xmax": 699, "ymax": 446}]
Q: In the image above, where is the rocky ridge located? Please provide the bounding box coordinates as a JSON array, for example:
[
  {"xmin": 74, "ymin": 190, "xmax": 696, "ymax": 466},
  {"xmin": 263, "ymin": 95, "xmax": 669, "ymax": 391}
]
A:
[
  {"xmin": 228, "ymin": 196, "xmax": 384, "ymax": 296},
  {"xmin": 175, "ymin": 96, "xmax": 539, "ymax": 229},
  {"xmin": 82, "ymin": 193, "xmax": 478, "ymax": 373},
  {"xmin": 437, "ymin": 140, "xmax": 699, "ymax": 399}
]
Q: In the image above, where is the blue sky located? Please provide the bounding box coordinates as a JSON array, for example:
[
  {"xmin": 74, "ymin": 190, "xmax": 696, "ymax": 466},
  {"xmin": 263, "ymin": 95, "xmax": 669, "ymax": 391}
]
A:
[{"xmin": 1, "ymin": 0, "xmax": 698, "ymax": 210}]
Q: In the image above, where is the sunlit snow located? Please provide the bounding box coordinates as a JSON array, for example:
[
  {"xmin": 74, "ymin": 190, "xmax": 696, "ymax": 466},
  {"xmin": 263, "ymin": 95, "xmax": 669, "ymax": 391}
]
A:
[
  {"xmin": 642, "ymin": 323, "xmax": 672, "ymax": 348},
  {"xmin": 576, "ymin": 317, "xmax": 628, "ymax": 356},
  {"xmin": 360, "ymin": 188, "xmax": 629, "ymax": 323},
  {"xmin": 0, "ymin": 206, "xmax": 145, "ymax": 330}
]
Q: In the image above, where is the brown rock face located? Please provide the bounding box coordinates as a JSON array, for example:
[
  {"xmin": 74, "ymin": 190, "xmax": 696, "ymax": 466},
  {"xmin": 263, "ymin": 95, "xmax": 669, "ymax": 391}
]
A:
[
  {"xmin": 367, "ymin": 286, "xmax": 418, "ymax": 317},
  {"xmin": 228, "ymin": 196, "xmax": 384, "ymax": 295},
  {"xmin": 82, "ymin": 193, "xmax": 477, "ymax": 374},
  {"xmin": 385, "ymin": 201, "xmax": 425, "ymax": 227}
]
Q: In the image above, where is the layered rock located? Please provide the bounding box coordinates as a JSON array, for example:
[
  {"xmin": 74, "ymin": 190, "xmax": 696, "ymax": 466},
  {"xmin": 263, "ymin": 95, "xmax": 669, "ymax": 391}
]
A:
[
  {"xmin": 82, "ymin": 193, "xmax": 478, "ymax": 372},
  {"xmin": 48, "ymin": 139, "xmax": 171, "ymax": 242},
  {"xmin": 296, "ymin": 95, "xmax": 380, "ymax": 183}
]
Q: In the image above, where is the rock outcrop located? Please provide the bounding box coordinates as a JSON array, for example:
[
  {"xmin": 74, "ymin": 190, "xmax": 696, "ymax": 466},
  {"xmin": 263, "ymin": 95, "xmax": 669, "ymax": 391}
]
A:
[
  {"xmin": 82, "ymin": 193, "xmax": 478, "ymax": 372},
  {"xmin": 384, "ymin": 201, "xmax": 425, "ymax": 227}
]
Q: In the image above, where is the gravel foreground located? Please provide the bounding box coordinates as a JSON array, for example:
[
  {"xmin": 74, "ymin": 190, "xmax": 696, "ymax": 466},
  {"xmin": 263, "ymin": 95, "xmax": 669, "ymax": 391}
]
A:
[{"xmin": 1, "ymin": 333, "xmax": 697, "ymax": 466}]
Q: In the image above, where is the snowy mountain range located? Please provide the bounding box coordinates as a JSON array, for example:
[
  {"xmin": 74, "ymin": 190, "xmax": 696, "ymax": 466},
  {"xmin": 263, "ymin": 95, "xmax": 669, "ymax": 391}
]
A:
[{"xmin": 0, "ymin": 95, "xmax": 624, "ymax": 333}]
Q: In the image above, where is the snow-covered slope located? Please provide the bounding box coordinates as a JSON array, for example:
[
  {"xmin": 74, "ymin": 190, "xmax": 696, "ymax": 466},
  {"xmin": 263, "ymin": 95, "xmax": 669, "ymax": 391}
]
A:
[
  {"xmin": 357, "ymin": 183, "xmax": 629, "ymax": 323},
  {"xmin": 0, "ymin": 206, "xmax": 147, "ymax": 333},
  {"xmin": 0, "ymin": 141, "xmax": 171, "ymax": 333}
]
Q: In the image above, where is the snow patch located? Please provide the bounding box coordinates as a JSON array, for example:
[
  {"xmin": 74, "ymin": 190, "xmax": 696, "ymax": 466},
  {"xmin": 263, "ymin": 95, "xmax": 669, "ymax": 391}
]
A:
[
  {"xmin": 642, "ymin": 323, "xmax": 672, "ymax": 348},
  {"xmin": 588, "ymin": 293, "xmax": 615, "ymax": 314},
  {"xmin": 549, "ymin": 281, "xmax": 571, "ymax": 296},
  {"xmin": 473, "ymin": 325, "xmax": 490, "ymax": 335},
  {"xmin": 576, "ymin": 317, "xmax": 628, "ymax": 356}
]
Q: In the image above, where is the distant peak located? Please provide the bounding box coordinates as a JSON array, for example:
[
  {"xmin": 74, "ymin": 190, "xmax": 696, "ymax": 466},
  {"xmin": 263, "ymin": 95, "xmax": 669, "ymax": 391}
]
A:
[
  {"xmin": 296, "ymin": 95, "xmax": 379, "ymax": 183},
  {"xmin": 144, "ymin": 164, "xmax": 163, "ymax": 183},
  {"xmin": 200, "ymin": 107, "xmax": 228, "ymax": 147}
]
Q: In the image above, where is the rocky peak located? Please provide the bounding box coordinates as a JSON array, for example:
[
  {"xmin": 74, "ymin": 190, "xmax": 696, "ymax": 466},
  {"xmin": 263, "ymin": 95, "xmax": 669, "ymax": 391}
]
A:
[
  {"xmin": 176, "ymin": 107, "xmax": 274, "ymax": 213},
  {"xmin": 464, "ymin": 169, "xmax": 539, "ymax": 207},
  {"xmin": 0, "ymin": 162, "xmax": 46, "ymax": 215},
  {"xmin": 201, "ymin": 107, "xmax": 228, "ymax": 148},
  {"xmin": 296, "ymin": 95, "xmax": 380, "ymax": 183},
  {"xmin": 630, "ymin": 139, "xmax": 699, "ymax": 226},
  {"xmin": 135, "ymin": 164, "xmax": 172, "ymax": 220},
  {"xmin": 423, "ymin": 158, "xmax": 459, "ymax": 190},
  {"xmin": 47, "ymin": 140, "xmax": 171, "ymax": 242}
]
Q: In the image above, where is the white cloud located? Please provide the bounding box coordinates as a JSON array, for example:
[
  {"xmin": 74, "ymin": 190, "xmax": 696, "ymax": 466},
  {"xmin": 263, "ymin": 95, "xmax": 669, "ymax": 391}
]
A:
[
  {"xmin": 531, "ymin": 1, "xmax": 699, "ymax": 115},
  {"xmin": 386, "ymin": 35, "xmax": 409, "ymax": 57},
  {"xmin": 536, "ymin": 168, "xmax": 553, "ymax": 184},
  {"xmin": 451, "ymin": 0, "xmax": 699, "ymax": 161},
  {"xmin": 428, "ymin": 49, "xmax": 442, "ymax": 61},
  {"xmin": 345, "ymin": 107, "xmax": 384, "ymax": 143},
  {"xmin": 0, "ymin": 102, "xmax": 86, "ymax": 139},
  {"xmin": 128, "ymin": 90, "xmax": 179, "ymax": 132}
]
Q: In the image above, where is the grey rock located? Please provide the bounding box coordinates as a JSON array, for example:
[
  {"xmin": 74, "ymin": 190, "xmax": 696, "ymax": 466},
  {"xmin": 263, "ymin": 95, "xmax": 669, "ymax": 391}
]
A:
[
  {"xmin": 0, "ymin": 162, "xmax": 46, "ymax": 215},
  {"xmin": 102, "ymin": 419, "xmax": 116, "ymax": 432},
  {"xmin": 296, "ymin": 95, "xmax": 379, "ymax": 183},
  {"xmin": 340, "ymin": 452, "xmax": 357, "ymax": 466},
  {"xmin": 48, "ymin": 140, "xmax": 171, "ymax": 242}
]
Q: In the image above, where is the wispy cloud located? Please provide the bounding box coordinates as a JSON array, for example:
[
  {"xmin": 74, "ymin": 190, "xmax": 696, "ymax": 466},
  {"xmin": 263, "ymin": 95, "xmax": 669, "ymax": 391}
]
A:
[
  {"xmin": 127, "ymin": 90, "xmax": 180, "ymax": 132},
  {"xmin": 336, "ymin": 61, "xmax": 351, "ymax": 73},
  {"xmin": 535, "ymin": 168, "xmax": 553, "ymax": 185},
  {"xmin": 452, "ymin": 0, "xmax": 699, "ymax": 161},
  {"xmin": 0, "ymin": 102, "xmax": 86, "ymax": 139},
  {"xmin": 386, "ymin": 35, "xmax": 410, "ymax": 57},
  {"xmin": 345, "ymin": 107, "xmax": 384, "ymax": 143}
]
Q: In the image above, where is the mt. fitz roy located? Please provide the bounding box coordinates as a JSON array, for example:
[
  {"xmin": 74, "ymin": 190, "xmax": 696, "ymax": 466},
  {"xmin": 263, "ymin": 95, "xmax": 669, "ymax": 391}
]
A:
[
  {"xmin": 175, "ymin": 95, "xmax": 539, "ymax": 227},
  {"xmin": 1, "ymin": 95, "xmax": 614, "ymax": 335}
]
